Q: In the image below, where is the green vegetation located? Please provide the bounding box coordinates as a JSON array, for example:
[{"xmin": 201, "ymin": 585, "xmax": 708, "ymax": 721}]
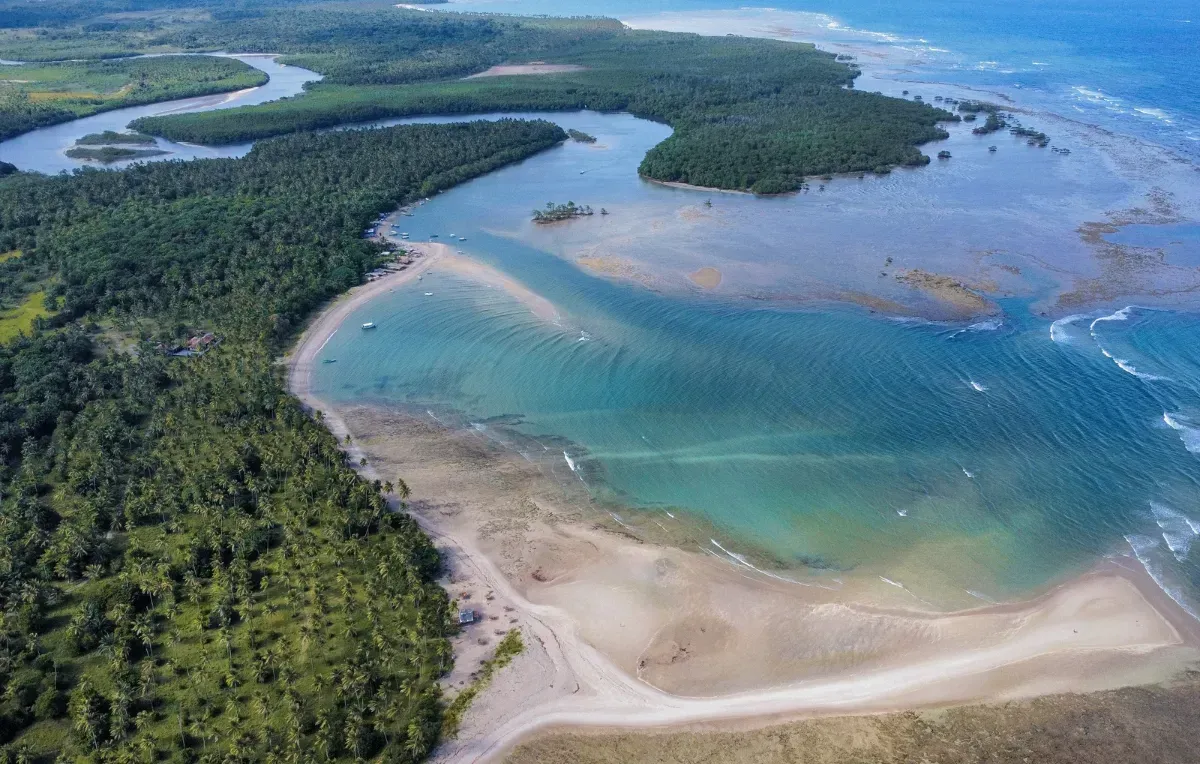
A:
[
  {"xmin": 0, "ymin": 3, "xmax": 954, "ymax": 194},
  {"xmin": 0, "ymin": 289, "xmax": 51, "ymax": 341},
  {"xmin": 441, "ymin": 630, "xmax": 523, "ymax": 739},
  {"xmin": 566, "ymin": 128, "xmax": 596, "ymax": 143},
  {"xmin": 64, "ymin": 145, "xmax": 169, "ymax": 162},
  {"xmin": 532, "ymin": 200, "xmax": 593, "ymax": 223},
  {"xmin": 0, "ymin": 117, "xmax": 565, "ymax": 760},
  {"xmin": 129, "ymin": 16, "xmax": 955, "ymax": 193},
  {"xmin": 75, "ymin": 130, "xmax": 156, "ymax": 145},
  {"xmin": 0, "ymin": 55, "xmax": 267, "ymax": 141}
]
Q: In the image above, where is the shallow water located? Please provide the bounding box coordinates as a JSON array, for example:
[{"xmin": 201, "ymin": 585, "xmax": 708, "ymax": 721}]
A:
[{"xmin": 311, "ymin": 111, "xmax": 1200, "ymax": 612}]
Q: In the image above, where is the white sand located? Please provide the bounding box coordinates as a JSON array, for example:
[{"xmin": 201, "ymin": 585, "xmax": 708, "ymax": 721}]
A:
[
  {"xmin": 286, "ymin": 227, "xmax": 1200, "ymax": 764},
  {"xmin": 465, "ymin": 64, "xmax": 588, "ymax": 79}
]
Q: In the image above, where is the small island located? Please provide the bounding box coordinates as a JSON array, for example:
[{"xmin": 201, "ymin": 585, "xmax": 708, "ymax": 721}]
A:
[
  {"xmin": 65, "ymin": 146, "xmax": 171, "ymax": 163},
  {"xmin": 567, "ymin": 129, "xmax": 597, "ymax": 143},
  {"xmin": 533, "ymin": 201, "xmax": 594, "ymax": 223},
  {"xmin": 75, "ymin": 130, "xmax": 156, "ymax": 146}
]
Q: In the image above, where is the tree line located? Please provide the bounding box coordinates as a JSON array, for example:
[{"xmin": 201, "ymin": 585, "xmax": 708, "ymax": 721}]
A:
[
  {"xmin": 0, "ymin": 117, "xmax": 566, "ymax": 761},
  {"xmin": 0, "ymin": 2, "xmax": 956, "ymax": 195}
]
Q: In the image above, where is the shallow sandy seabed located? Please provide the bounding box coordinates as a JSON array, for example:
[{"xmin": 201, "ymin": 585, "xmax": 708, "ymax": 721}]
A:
[{"xmin": 286, "ymin": 245, "xmax": 1200, "ymax": 763}]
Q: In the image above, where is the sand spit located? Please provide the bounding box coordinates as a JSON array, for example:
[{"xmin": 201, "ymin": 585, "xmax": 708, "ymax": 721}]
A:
[
  {"xmin": 466, "ymin": 64, "xmax": 588, "ymax": 79},
  {"xmin": 292, "ymin": 404, "xmax": 1198, "ymax": 764},
  {"xmin": 438, "ymin": 251, "xmax": 562, "ymax": 322},
  {"xmin": 509, "ymin": 673, "xmax": 1200, "ymax": 764},
  {"xmin": 688, "ymin": 266, "xmax": 723, "ymax": 289},
  {"xmin": 284, "ymin": 293, "xmax": 1200, "ymax": 764},
  {"xmin": 285, "ymin": 230, "xmax": 1199, "ymax": 764}
]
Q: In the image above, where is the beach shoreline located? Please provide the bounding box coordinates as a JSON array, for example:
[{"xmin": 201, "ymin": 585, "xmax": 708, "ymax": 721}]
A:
[{"xmin": 285, "ymin": 243, "xmax": 1200, "ymax": 763}]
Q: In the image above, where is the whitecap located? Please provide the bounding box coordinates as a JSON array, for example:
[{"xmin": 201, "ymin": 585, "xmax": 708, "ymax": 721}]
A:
[
  {"xmin": 969, "ymin": 379, "xmax": 987, "ymax": 392},
  {"xmin": 1112, "ymin": 357, "xmax": 1170, "ymax": 381},
  {"xmin": 708, "ymin": 539, "xmax": 834, "ymax": 588},
  {"xmin": 563, "ymin": 451, "xmax": 578, "ymax": 471},
  {"xmin": 1150, "ymin": 501, "xmax": 1200, "ymax": 560},
  {"xmin": 1124, "ymin": 534, "xmax": 1200, "ymax": 621},
  {"xmin": 1049, "ymin": 313, "xmax": 1087, "ymax": 343},
  {"xmin": 1135, "ymin": 107, "xmax": 1174, "ymax": 124},
  {"xmin": 962, "ymin": 467, "xmax": 975, "ymax": 478},
  {"xmin": 1163, "ymin": 412, "xmax": 1200, "ymax": 454},
  {"xmin": 1088, "ymin": 305, "xmax": 1134, "ymax": 333},
  {"xmin": 896, "ymin": 509, "xmax": 908, "ymax": 517}
]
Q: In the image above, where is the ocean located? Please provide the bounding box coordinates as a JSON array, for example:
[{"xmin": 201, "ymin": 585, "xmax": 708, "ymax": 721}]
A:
[{"xmin": 451, "ymin": 0, "xmax": 1200, "ymax": 163}]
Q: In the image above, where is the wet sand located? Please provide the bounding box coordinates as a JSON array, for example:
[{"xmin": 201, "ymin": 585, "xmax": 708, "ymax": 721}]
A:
[{"xmin": 286, "ymin": 262, "xmax": 1200, "ymax": 762}]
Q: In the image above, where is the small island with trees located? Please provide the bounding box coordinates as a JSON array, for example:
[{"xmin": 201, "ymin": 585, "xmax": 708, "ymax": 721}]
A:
[
  {"xmin": 567, "ymin": 129, "xmax": 597, "ymax": 143},
  {"xmin": 75, "ymin": 130, "xmax": 156, "ymax": 146},
  {"xmin": 533, "ymin": 201, "xmax": 595, "ymax": 223},
  {"xmin": 65, "ymin": 145, "xmax": 171, "ymax": 162}
]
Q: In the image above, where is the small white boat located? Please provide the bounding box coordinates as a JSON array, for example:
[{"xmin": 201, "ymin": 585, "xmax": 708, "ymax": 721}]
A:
[
  {"xmin": 361, "ymin": 322, "xmax": 376, "ymax": 330},
  {"xmin": 424, "ymin": 292, "xmax": 434, "ymax": 296},
  {"xmin": 458, "ymin": 237, "xmax": 467, "ymax": 241}
]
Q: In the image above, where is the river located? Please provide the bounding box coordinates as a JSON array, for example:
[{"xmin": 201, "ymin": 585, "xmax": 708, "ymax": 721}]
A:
[{"xmin": 0, "ymin": 54, "xmax": 320, "ymax": 174}]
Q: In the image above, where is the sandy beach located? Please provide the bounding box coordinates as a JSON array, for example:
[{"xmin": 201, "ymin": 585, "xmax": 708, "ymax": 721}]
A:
[{"xmin": 285, "ymin": 237, "xmax": 1200, "ymax": 763}]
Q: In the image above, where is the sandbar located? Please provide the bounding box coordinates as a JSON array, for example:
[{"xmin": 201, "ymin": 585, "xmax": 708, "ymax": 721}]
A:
[
  {"xmin": 688, "ymin": 266, "xmax": 722, "ymax": 289},
  {"xmin": 466, "ymin": 64, "xmax": 588, "ymax": 79},
  {"xmin": 285, "ymin": 228, "xmax": 1200, "ymax": 764}
]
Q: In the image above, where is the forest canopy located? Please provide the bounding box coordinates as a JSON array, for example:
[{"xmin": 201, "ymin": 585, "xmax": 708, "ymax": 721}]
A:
[
  {"xmin": 0, "ymin": 55, "xmax": 266, "ymax": 141},
  {"xmin": 0, "ymin": 1, "xmax": 955, "ymax": 194},
  {"xmin": 0, "ymin": 117, "xmax": 565, "ymax": 761}
]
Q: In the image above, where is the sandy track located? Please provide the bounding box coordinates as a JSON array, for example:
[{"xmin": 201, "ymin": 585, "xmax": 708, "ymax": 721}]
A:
[{"xmin": 286, "ymin": 232, "xmax": 1200, "ymax": 764}]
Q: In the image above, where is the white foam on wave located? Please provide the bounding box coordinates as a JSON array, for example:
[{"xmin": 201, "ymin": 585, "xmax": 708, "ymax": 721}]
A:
[
  {"xmin": 315, "ymin": 329, "xmax": 338, "ymax": 353},
  {"xmin": 708, "ymin": 539, "xmax": 835, "ymax": 588},
  {"xmin": 962, "ymin": 467, "xmax": 975, "ymax": 478},
  {"xmin": 1163, "ymin": 412, "xmax": 1200, "ymax": 454},
  {"xmin": 563, "ymin": 450, "xmax": 578, "ymax": 472},
  {"xmin": 1125, "ymin": 534, "xmax": 1200, "ymax": 621},
  {"xmin": 1073, "ymin": 86, "xmax": 1125, "ymax": 111},
  {"xmin": 969, "ymin": 379, "xmax": 987, "ymax": 392},
  {"xmin": 1150, "ymin": 501, "xmax": 1200, "ymax": 560},
  {"xmin": 1087, "ymin": 307, "xmax": 1171, "ymax": 381},
  {"xmin": 1113, "ymin": 357, "xmax": 1170, "ymax": 381},
  {"xmin": 1135, "ymin": 107, "xmax": 1174, "ymax": 124},
  {"xmin": 1049, "ymin": 313, "xmax": 1087, "ymax": 343},
  {"xmin": 575, "ymin": 330, "xmax": 592, "ymax": 343},
  {"xmin": 1088, "ymin": 305, "xmax": 1134, "ymax": 333}
]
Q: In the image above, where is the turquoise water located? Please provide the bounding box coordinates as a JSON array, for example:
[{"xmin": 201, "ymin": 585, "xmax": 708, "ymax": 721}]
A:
[{"xmin": 311, "ymin": 117, "xmax": 1200, "ymax": 612}]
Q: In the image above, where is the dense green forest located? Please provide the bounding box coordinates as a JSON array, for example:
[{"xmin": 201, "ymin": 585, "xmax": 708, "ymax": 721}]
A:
[
  {"xmin": 0, "ymin": 1, "xmax": 955, "ymax": 194},
  {"xmin": 0, "ymin": 55, "xmax": 266, "ymax": 142},
  {"xmin": 0, "ymin": 117, "xmax": 565, "ymax": 761}
]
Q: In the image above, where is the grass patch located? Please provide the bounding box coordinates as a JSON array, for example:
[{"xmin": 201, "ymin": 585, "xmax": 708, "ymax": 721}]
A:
[
  {"xmin": 0, "ymin": 249, "xmax": 20, "ymax": 263},
  {"xmin": 0, "ymin": 290, "xmax": 51, "ymax": 341},
  {"xmin": 443, "ymin": 629, "xmax": 525, "ymax": 738}
]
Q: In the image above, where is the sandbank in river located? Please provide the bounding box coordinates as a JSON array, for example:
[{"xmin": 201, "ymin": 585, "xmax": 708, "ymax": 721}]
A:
[{"xmin": 286, "ymin": 241, "xmax": 1200, "ymax": 764}]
